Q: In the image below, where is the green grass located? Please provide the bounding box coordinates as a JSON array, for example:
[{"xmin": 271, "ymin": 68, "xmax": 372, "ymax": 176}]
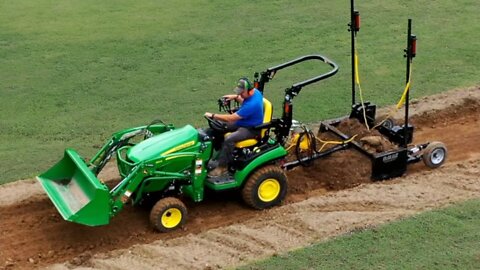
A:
[
  {"xmin": 239, "ymin": 199, "xmax": 480, "ymax": 270},
  {"xmin": 1, "ymin": 0, "xmax": 479, "ymax": 183}
]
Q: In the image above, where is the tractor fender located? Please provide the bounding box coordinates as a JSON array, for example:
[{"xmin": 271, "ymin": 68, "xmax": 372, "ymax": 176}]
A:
[{"xmin": 234, "ymin": 145, "xmax": 287, "ymax": 185}]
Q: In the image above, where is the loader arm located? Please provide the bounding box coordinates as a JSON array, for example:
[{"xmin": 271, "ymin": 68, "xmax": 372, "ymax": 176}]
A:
[{"xmin": 89, "ymin": 123, "xmax": 173, "ymax": 175}]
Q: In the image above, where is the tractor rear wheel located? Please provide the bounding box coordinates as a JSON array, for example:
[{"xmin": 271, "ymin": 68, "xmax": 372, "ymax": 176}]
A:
[
  {"xmin": 150, "ymin": 197, "xmax": 187, "ymax": 232},
  {"xmin": 242, "ymin": 165, "xmax": 287, "ymax": 210},
  {"xmin": 422, "ymin": 141, "xmax": 447, "ymax": 168}
]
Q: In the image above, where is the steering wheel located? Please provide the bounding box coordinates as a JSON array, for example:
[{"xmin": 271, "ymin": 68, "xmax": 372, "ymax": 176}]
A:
[{"xmin": 204, "ymin": 115, "xmax": 227, "ymax": 132}]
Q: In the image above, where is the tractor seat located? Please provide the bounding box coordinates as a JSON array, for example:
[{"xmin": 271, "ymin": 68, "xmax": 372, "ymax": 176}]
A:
[{"xmin": 226, "ymin": 98, "xmax": 273, "ymax": 148}]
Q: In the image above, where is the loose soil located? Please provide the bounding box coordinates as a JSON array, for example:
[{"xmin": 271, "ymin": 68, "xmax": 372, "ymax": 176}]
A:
[{"xmin": 1, "ymin": 86, "xmax": 479, "ymax": 270}]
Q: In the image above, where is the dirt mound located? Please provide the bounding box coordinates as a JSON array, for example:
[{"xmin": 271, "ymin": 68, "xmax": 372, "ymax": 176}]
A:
[
  {"xmin": 287, "ymin": 149, "xmax": 371, "ymax": 192},
  {"xmin": 412, "ymin": 97, "xmax": 480, "ymax": 127},
  {"xmin": 285, "ymin": 117, "xmax": 396, "ymax": 192},
  {"xmin": 1, "ymin": 87, "xmax": 480, "ymax": 269}
]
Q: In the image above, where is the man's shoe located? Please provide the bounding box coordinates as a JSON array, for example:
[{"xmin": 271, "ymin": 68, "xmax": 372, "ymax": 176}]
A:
[
  {"xmin": 207, "ymin": 159, "xmax": 219, "ymax": 170},
  {"xmin": 208, "ymin": 166, "xmax": 228, "ymax": 177}
]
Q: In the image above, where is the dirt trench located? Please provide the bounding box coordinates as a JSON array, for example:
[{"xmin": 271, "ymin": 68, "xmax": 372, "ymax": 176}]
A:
[{"xmin": 0, "ymin": 86, "xmax": 479, "ymax": 270}]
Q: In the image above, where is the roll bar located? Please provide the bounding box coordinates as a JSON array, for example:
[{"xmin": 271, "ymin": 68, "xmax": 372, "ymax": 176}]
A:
[
  {"xmin": 253, "ymin": 54, "xmax": 339, "ymax": 145},
  {"xmin": 254, "ymin": 54, "xmax": 339, "ymax": 96}
]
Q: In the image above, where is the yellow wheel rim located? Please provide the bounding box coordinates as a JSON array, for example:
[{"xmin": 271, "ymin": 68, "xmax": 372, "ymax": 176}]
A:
[
  {"xmin": 258, "ymin": 178, "xmax": 281, "ymax": 202},
  {"xmin": 161, "ymin": 208, "xmax": 182, "ymax": 229}
]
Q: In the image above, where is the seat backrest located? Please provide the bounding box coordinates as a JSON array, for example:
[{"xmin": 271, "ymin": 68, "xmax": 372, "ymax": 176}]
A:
[
  {"xmin": 260, "ymin": 98, "xmax": 273, "ymax": 138},
  {"xmin": 230, "ymin": 98, "xmax": 273, "ymax": 149}
]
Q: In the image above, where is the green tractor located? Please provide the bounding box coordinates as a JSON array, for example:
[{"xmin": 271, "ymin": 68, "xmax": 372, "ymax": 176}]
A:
[{"xmin": 37, "ymin": 55, "xmax": 338, "ymax": 232}]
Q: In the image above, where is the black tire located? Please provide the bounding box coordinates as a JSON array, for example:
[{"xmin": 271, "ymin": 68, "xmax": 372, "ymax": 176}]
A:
[
  {"xmin": 381, "ymin": 118, "xmax": 395, "ymax": 129},
  {"xmin": 422, "ymin": 141, "xmax": 447, "ymax": 168},
  {"xmin": 242, "ymin": 165, "xmax": 288, "ymax": 210},
  {"xmin": 150, "ymin": 197, "xmax": 187, "ymax": 232}
]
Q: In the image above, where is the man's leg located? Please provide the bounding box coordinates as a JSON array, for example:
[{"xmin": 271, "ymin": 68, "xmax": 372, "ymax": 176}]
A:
[
  {"xmin": 206, "ymin": 122, "xmax": 238, "ymax": 151},
  {"xmin": 209, "ymin": 127, "xmax": 257, "ymax": 177},
  {"xmin": 219, "ymin": 127, "xmax": 256, "ymax": 166}
]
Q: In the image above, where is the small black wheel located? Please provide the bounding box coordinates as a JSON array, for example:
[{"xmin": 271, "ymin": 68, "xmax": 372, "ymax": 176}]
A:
[
  {"xmin": 242, "ymin": 165, "xmax": 288, "ymax": 209},
  {"xmin": 150, "ymin": 197, "xmax": 187, "ymax": 232},
  {"xmin": 422, "ymin": 141, "xmax": 447, "ymax": 168},
  {"xmin": 381, "ymin": 118, "xmax": 395, "ymax": 129}
]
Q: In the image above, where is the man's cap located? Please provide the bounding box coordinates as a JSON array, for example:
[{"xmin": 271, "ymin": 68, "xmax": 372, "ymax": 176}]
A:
[{"xmin": 233, "ymin": 78, "xmax": 253, "ymax": 94}]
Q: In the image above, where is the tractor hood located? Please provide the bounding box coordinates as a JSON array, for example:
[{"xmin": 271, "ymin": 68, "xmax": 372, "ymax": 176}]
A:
[{"xmin": 127, "ymin": 125, "xmax": 198, "ymax": 163}]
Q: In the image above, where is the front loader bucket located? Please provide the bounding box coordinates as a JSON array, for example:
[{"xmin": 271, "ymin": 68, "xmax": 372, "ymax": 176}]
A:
[{"xmin": 37, "ymin": 149, "xmax": 111, "ymax": 226}]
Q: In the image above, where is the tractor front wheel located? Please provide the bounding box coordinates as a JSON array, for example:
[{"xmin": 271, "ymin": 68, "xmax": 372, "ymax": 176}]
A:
[
  {"xmin": 242, "ymin": 165, "xmax": 288, "ymax": 210},
  {"xmin": 150, "ymin": 197, "xmax": 187, "ymax": 232}
]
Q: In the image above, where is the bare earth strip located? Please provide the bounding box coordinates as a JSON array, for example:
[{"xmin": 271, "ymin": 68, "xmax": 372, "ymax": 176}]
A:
[
  {"xmin": 0, "ymin": 86, "xmax": 479, "ymax": 269},
  {"xmin": 47, "ymin": 157, "xmax": 480, "ymax": 270}
]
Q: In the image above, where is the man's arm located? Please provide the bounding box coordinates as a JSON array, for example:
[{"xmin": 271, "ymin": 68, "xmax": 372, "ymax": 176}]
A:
[
  {"xmin": 204, "ymin": 112, "xmax": 241, "ymax": 123},
  {"xmin": 223, "ymin": 94, "xmax": 244, "ymax": 103}
]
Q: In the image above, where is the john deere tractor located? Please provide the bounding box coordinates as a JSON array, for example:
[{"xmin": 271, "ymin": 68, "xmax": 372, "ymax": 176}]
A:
[{"xmin": 37, "ymin": 55, "xmax": 338, "ymax": 232}]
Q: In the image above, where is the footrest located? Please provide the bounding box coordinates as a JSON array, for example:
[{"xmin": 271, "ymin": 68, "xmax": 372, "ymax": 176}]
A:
[{"xmin": 207, "ymin": 175, "xmax": 235, "ymax": 185}]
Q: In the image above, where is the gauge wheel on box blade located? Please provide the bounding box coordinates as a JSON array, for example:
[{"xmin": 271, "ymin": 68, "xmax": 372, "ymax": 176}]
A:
[
  {"xmin": 381, "ymin": 118, "xmax": 395, "ymax": 129},
  {"xmin": 422, "ymin": 141, "xmax": 447, "ymax": 168},
  {"xmin": 242, "ymin": 165, "xmax": 288, "ymax": 210},
  {"xmin": 150, "ymin": 197, "xmax": 187, "ymax": 232}
]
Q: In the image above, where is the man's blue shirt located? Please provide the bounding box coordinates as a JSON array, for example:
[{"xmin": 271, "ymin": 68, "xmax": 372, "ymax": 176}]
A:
[{"xmin": 236, "ymin": 89, "xmax": 264, "ymax": 128}]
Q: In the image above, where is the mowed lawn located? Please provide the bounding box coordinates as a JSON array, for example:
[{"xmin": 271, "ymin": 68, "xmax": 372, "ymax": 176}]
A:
[
  {"xmin": 239, "ymin": 199, "xmax": 480, "ymax": 270},
  {"xmin": 1, "ymin": 0, "xmax": 478, "ymax": 183}
]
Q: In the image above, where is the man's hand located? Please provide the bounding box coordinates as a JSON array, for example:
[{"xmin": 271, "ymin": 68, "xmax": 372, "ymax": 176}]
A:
[{"xmin": 204, "ymin": 112, "xmax": 213, "ymax": 118}]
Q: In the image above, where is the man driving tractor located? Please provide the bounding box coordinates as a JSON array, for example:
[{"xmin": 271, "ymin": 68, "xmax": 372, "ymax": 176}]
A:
[{"xmin": 204, "ymin": 77, "xmax": 264, "ymax": 177}]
